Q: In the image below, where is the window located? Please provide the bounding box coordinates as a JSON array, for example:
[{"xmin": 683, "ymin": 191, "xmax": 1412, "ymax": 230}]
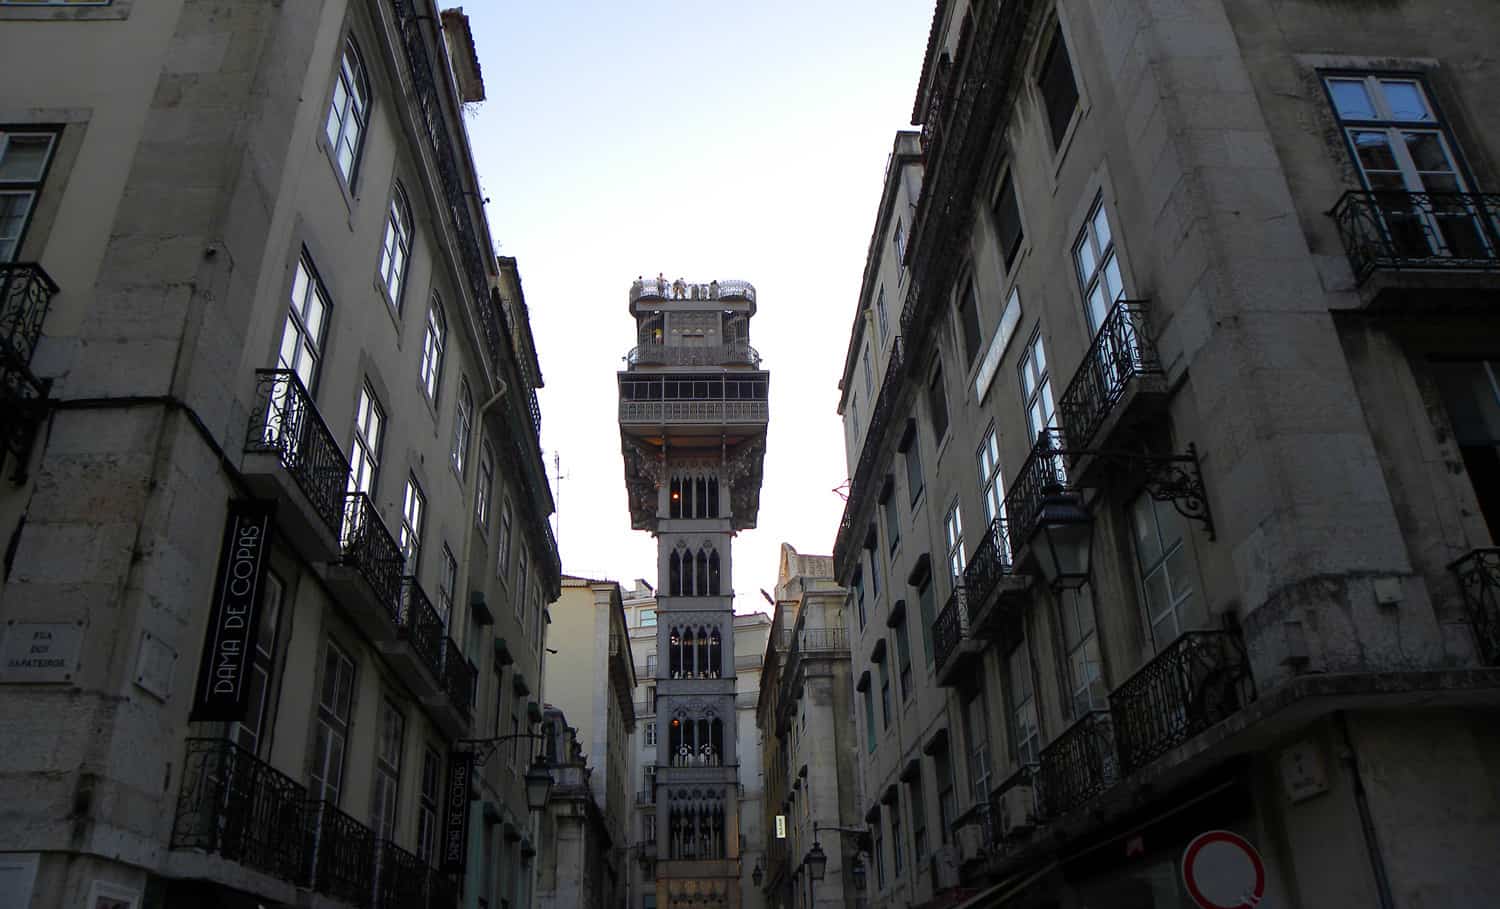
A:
[
  {"xmin": 993, "ymin": 172, "xmax": 1024, "ymax": 271},
  {"xmin": 1019, "ymin": 330, "xmax": 1055, "ymax": 442},
  {"xmin": 934, "ymin": 742, "xmax": 956, "ymax": 844},
  {"xmin": 963, "ymin": 686, "xmax": 992, "ymax": 803},
  {"xmin": 474, "ymin": 442, "xmax": 495, "ymax": 532},
  {"xmin": 927, "ymin": 365, "xmax": 950, "ymax": 442},
  {"xmin": 645, "ymin": 722, "xmax": 657, "ymax": 746},
  {"xmin": 641, "ymin": 608, "xmax": 657, "ymax": 628},
  {"xmin": 862, "ymin": 682, "xmax": 877, "ymax": 753},
  {"xmin": 894, "ymin": 606, "xmax": 912, "ymax": 701},
  {"xmin": 0, "ymin": 130, "xmax": 57, "ymax": 262},
  {"xmin": 416, "ymin": 746, "xmax": 441, "ymax": 864},
  {"xmin": 1007, "ymin": 639, "xmax": 1040, "ymax": 766},
  {"xmin": 900, "ymin": 422, "xmax": 924, "ymax": 506},
  {"xmin": 908, "ymin": 772, "xmax": 928, "ymax": 862},
  {"xmin": 648, "ymin": 685, "xmax": 658, "ymax": 713},
  {"xmin": 893, "ymin": 218, "xmax": 908, "ymax": 280},
  {"xmin": 378, "ymin": 185, "xmax": 413, "ymax": 307},
  {"xmin": 370, "ymin": 697, "xmax": 404, "ymax": 840},
  {"xmin": 881, "ymin": 479, "xmax": 902, "ymax": 554},
  {"xmin": 347, "ymin": 384, "xmax": 384, "ymax": 497},
  {"xmin": 865, "ymin": 532, "xmax": 882, "ymax": 598},
  {"xmin": 863, "ymin": 344, "xmax": 875, "ymax": 396},
  {"xmin": 1131, "ymin": 494, "xmax": 1204, "ymax": 649},
  {"xmin": 977, "ymin": 428, "xmax": 1007, "ymax": 528},
  {"xmin": 231, "ymin": 573, "xmax": 284, "ymax": 757},
  {"xmin": 497, "ymin": 500, "xmax": 513, "ymax": 579},
  {"xmin": 277, "ymin": 256, "xmax": 331, "ymax": 392},
  {"xmin": 853, "ymin": 569, "xmax": 866, "ymax": 630},
  {"xmin": 420, "ymin": 296, "xmax": 446, "ymax": 402},
  {"xmin": 325, "ymin": 37, "xmax": 371, "ymax": 185},
  {"xmin": 1074, "ymin": 197, "xmax": 1125, "ymax": 335},
  {"xmin": 1038, "ymin": 22, "xmax": 1080, "ymax": 149},
  {"xmin": 452, "ymin": 378, "xmax": 473, "ymax": 477},
  {"xmin": 400, "ymin": 476, "xmax": 425, "ymax": 571},
  {"xmin": 1432, "ymin": 361, "xmax": 1500, "ymax": 538},
  {"xmin": 873, "ymin": 816, "xmax": 887, "ymax": 890},
  {"xmin": 438, "ymin": 545, "xmax": 457, "ymax": 626},
  {"xmin": 1058, "ymin": 586, "xmax": 1105, "ymax": 717},
  {"xmin": 645, "ymin": 654, "xmax": 657, "ymax": 676},
  {"xmin": 944, "ymin": 501, "xmax": 965, "ymax": 581},
  {"xmin": 516, "ymin": 548, "xmax": 529, "ymax": 613},
  {"xmin": 956, "ymin": 278, "xmax": 982, "ymax": 367},
  {"xmin": 875, "ymin": 284, "xmax": 889, "ymax": 341},
  {"xmin": 916, "ymin": 573, "xmax": 935, "ymax": 668},
  {"xmin": 890, "ymin": 801, "xmax": 904, "ymax": 879},
  {"xmin": 309, "ymin": 640, "xmax": 356, "ymax": 803},
  {"xmin": 877, "ymin": 654, "xmax": 892, "ymax": 729}
]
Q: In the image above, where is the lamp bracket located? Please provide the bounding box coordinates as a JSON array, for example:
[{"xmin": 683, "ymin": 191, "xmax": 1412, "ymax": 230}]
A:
[
  {"xmin": 459, "ymin": 732, "xmax": 546, "ymax": 769},
  {"xmin": 1057, "ymin": 442, "xmax": 1215, "ymax": 541}
]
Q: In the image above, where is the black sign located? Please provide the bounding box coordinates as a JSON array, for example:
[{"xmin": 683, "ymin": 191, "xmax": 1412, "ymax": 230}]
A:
[
  {"xmin": 442, "ymin": 750, "xmax": 474, "ymax": 873},
  {"xmin": 189, "ymin": 500, "xmax": 275, "ymax": 722}
]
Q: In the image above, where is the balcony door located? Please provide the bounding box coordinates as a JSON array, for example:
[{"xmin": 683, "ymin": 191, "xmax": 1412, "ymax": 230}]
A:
[{"xmin": 1432, "ymin": 360, "xmax": 1500, "ymax": 540}]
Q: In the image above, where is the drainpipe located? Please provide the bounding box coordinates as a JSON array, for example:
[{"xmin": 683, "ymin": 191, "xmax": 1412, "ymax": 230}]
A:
[{"xmin": 1336, "ymin": 711, "xmax": 1396, "ymax": 909}]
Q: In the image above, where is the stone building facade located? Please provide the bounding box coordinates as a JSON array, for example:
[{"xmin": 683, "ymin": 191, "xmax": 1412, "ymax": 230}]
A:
[
  {"xmin": 0, "ymin": 3, "xmax": 559, "ymax": 908},
  {"xmin": 618, "ymin": 275, "xmax": 769, "ymax": 908},
  {"xmin": 834, "ymin": 1, "xmax": 1500, "ymax": 907},
  {"xmin": 533, "ymin": 704, "xmax": 615, "ymax": 909}
]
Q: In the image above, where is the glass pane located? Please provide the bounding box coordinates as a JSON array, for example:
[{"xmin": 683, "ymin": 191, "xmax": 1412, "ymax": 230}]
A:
[
  {"xmin": 1088, "ymin": 283, "xmax": 1109, "ymax": 333},
  {"xmin": 1031, "ymin": 336, "xmax": 1046, "ymax": 375},
  {"xmin": 304, "ymin": 292, "xmax": 325, "ymax": 342},
  {"xmin": 1328, "ymin": 79, "xmax": 1376, "ymax": 119},
  {"xmin": 1092, "ymin": 205, "xmax": 1113, "ymax": 253},
  {"xmin": 1104, "ymin": 254, "xmax": 1125, "ymax": 303},
  {"xmin": 1144, "ymin": 564, "xmax": 1171, "ymax": 616},
  {"xmin": 1165, "ymin": 543, "xmax": 1195, "ymax": 601},
  {"xmin": 1405, "ymin": 132, "xmax": 1457, "ymax": 175},
  {"xmin": 1039, "ymin": 381, "xmax": 1056, "ymax": 425},
  {"xmin": 0, "ymin": 192, "xmax": 31, "ymax": 250},
  {"xmin": 1353, "ymin": 131, "xmax": 1399, "ymax": 171},
  {"xmin": 1380, "ymin": 80, "xmax": 1432, "ymax": 121},
  {"xmin": 290, "ymin": 263, "xmax": 310, "ymax": 313},
  {"xmin": 0, "ymin": 135, "xmax": 54, "ymax": 182},
  {"xmin": 325, "ymin": 81, "xmax": 347, "ymax": 146},
  {"xmin": 337, "ymin": 138, "xmax": 355, "ymax": 179},
  {"xmin": 1073, "ymin": 235, "xmax": 1095, "ymax": 286}
]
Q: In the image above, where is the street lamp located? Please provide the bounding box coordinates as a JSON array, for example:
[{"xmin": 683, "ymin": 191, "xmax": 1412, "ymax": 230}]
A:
[
  {"xmin": 805, "ymin": 823, "xmax": 870, "ymax": 903},
  {"xmin": 804, "ymin": 841, "xmax": 828, "ymax": 882},
  {"xmin": 850, "ymin": 855, "xmax": 867, "ymax": 892},
  {"xmin": 751, "ymin": 862, "xmax": 764, "ymax": 888},
  {"xmin": 1032, "ymin": 483, "xmax": 1093, "ymax": 591},
  {"xmin": 523, "ymin": 756, "xmax": 554, "ymax": 811}
]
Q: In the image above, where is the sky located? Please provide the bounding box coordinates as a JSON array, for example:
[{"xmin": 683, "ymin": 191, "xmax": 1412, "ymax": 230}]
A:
[{"xmin": 463, "ymin": 1, "xmax": 935, "ymax": 613}]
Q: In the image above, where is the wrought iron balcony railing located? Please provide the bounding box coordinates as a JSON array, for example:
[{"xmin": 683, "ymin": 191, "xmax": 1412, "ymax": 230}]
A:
[
  {"xmin": 245, "ymin": 370, "xmax": 351, "ymax": 537},
  {"xmin": 441, "ymin": 637, "xmax": 478, "ymax": 717},
  {"xmin": 374, "ymin": 837, "xmax": 427, "ymax": 909},
  {"xmin": 1002, "ymin": 429, "xmax": 1069, "ymax": 549},
  {"xmin": 932, "ymin": 586, "xmax": 972, "ymax": 679},
  {"xmin": 833, "ymin": 336, "xmax": 906, "ymax": 577},
  {"xmin": 962, "ymin": 518, "xmax": 1016, "ymax": 614},
  {"xmin": 1108, "ymin": 630, "xmax": 1255, "ymax": 775},
  {"xmin": 398, "ymin": 577, "xmax": 446, "ymax": 682},
  {"xmin": 303, "ymin": 800, "xmax": 375, "ymax": 905},
  {"xmin": 1450, "ymin": 548, "xmax": 1500, "ymax": 666},
  {"xmin": 171, "ymin": 738, "xmax": 308, "ymax": 884},
  {"xmin": 626, "ymin": 342, "xmax": 761, "ymax": 368},
  {"xmin": 1057, "ymin": 300, "xmax": 1163, "ymax": 453},
  {"xmin": 0, "ymin": 262, "xmax": 56, "ymax": 370},
  {"xmin": 618, "ymin": 399, "xmax": 768, "ymax": 424},
  {"xmin": 1330, "ymin": 190, "xmax": 1500, "ymax": 285},
  {"xmin": 339, "ymin": 492, "xmax": 405, "ymax": 621},
  {"xmin": 629, "ymin": 277, "xmax": 756, "ymax": 304},
  {"xmin": 1037, "ymin": 710, "xmax": 1118, "ymax": 818}
]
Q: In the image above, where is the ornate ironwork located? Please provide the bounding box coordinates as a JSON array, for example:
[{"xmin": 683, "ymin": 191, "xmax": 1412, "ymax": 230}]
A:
[
  {"xmin": 1450, "ymin": 548, "xmax": 1500, "ymax": 665},
  {"xmin": 303, "ymin": 800, "xmax": 375, "ymax": 905},
  {"xmin": 626, "ymin": 342, "xmax": 761, "ymax": 368},
  {"xmin": 833, "ymin": 336, "xmax": 906, "ymax": 578},
  {"xmin": 932, "ymin": 586, "xmax": 972, "ymax": 678},
  {"xmin": 619, "ymin": 399, "xmax": 769, "ymax": 424},
  {"xmin": 339, "ymin": 492, "xmax": 405, "ymax": 621},
  {"xmin": 629, "ymin": 277, "xmax": 757, "ymax": 304},
  {"xmin": 1057, "ymin": 300, "xmax": 1164, "ymax": 452},
  {"xmin": 0, "ymin": 262, "xmax": 56, "ymax": 370},
  {"xmin": 1330, "ymin": 190, "xmax": 1500, "ymax": 285},
  {"xmin": 1037, "ymin": 710, "xmax": 1118, "ymax": 818},
  {"xmin": 442, "ymin": 637, "xmax": 478, "ymax": 718},
  {"xmin": 374, "ymin": 838, "xmax": 427, "ymax": 909},
  {"xmin": 171, "ymin": 738, "xmax": 308, "ymax": 884},
  {"xmin": 1003, "ymin": 429, "xmax": 1070, "ymax": 548},
  {"xmin": 399, "ymin": 577, "xmax": 446, "ymax": 682},
  {"xmin": 962, "ymin": 517, "xmax": 1016, "ymax": 615},
  {"xmin": 246, "ymin": 370, "xmax": 351, "ymax": 536},
  {"xmin": 1109, "ymin": 630, "xmax": 1255, "ymax": 774}
]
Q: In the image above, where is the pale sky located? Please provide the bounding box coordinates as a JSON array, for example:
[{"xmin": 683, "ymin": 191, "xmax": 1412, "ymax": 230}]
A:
[{"xmin": 465, "ymin": 2, "xmax": 934, "ymax": 612}]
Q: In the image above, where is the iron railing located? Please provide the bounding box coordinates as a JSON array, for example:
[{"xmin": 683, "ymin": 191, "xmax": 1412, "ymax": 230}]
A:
[
  {"xmin": 1109, "ymin": 630, "xmax": 1255, "ymax": 774},
  {"xmin": 374, "ymin": 838, "xmax": 428, "ymax": 909},
  {"xmin": 618, "ymin": 399, "xmax": 768, "ymax": 424},
  {"xmin": 1330, "ymin": 190, "xmax": 1500, "ymax": 285},
  {"xmin": 171, "ymin": 738, "xmax": 308, "ymax": 883},
  {"xmin": 442, "ymin": 637, "xmax": 477, "ymax": 717},
  {"xmin": 962, "ymin": 518, "xmax": 1016, "ymax": 615},
  {"xmin": 777, "ymin": 626, "xmax": 850, "ymax": 652},
  {"xmin": 1037, "ymin": 710, "xmax": 1118, "ymax": 818},
  {"xmin": 1451, "ymin": 548, "xmax": 1500, "ymax": 665},
  {"xmin": 398, "ymin": 577, "xmax": 447, "ymax": 682},
  {"xmin": 1002, "ymin": 429, "xmax": 1069, "ymax": 550},
  {"xmin": 246, "ymin": 370, "xmax": 351, "ymax": 535},
  {"xmin": 626, "ymin": 342, "xmax": 761, "ymax": 368},
  {"xmin": 303, "ymin": 800, "xmax": 375, "ymax": 905},
  {"xmin": 339, "ymin": 492, "xmax": 405, "ymax": 621},
  {"xmin": 833, "ymin": 336, "xmax": 906, "ymax": 577},
  {"xmin": 0, "ymin": 262, "xmax": 56, "ymax": 369},
  {"xmin": 629, "ymin": 277, "xmax": 757, "ymax": 304},
  {"xmin": 932, "ymin": 586, "xmax": 972, "ymax": 678},
  {"xmin": 1057, "ymin": 300, "xmax": 1163, "ymax": 453}
]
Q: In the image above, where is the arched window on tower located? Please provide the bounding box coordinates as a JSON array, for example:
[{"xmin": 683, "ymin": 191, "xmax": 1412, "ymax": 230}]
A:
[
  {"xmin": 709, "ymin": 627, "xmax": 722, "ymax": 678},
  {"xmin": 669, "ymin": 627, "xmax": 682, "ymax": 678},
  {"xmin": 708, "ymin": 549, "xmax": 721, "ymax": 596},
  {"xmin": 696, "ymin": 547, "xmax": 709, "ymax": 595},
  {"xmin": 707, "ymin": 477, "xmax": 720, "ymax": 518},
  {"xmin": 669, "ymin": 477, "xmax": 682, "ymax": 519},
  {"xmin": 694, "ymin": 628, "xmax": 708, "ymax": 678},
  {"xmin": 669, "ymin": 550, "xmax": 682, "ymax": 595}
]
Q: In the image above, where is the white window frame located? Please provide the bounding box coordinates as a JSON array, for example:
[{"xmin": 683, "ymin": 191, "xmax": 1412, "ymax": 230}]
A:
[
  {"xmin": 1018, "ymin": 329, "xmax": 1055, "ymax": 443},
  {"xmin": 347, "ymin": 383, "xmax": 384, "ymax": 498},
  {"xmin": 420, "ymin": 295, "xmax": 446, "ymax": 402},
  {"xmin": 944, "ymin": 500, "xmax": 965, "ymax": 581},
  {"xmin": 438, "ymin": 544, "xmax": 457, "ymax": 625},
  {"xmin": 324, "ymin": 37, "xmax": 371, "ymax": 186},
  {"xmin": 497, "ymin": 500, "xmax": 513, "ymax": 580},
  {"xmin": 278, "ymin": 255, "xmax": 331, "ymax": 393},
  {"xmin": 378, "ymin": 184, "xmax": 412, "ymax": 308},
  {"xmin": 310, "ymin": 640, "xmax": 356, "ymax": 804},
  {"xmin": 452, "ymin": 378, "xmax": 473, "ymax": 477},
  {"xmin": 400, "ymin": 475, "xmax": 425, "ymax": 572},
  {"xmin": 370, "ymin": 696, "xmax": 404, "ymax": 841},
  {"xmin": 1130, "ymin": 494, "xmax": 1201, "ymax": 650},
  {"xmin": 1073, "ymin": 197, "xmax": 1125, "ymax": 336},
  {"xmin": 475, "ymin": 441, "xmax": 494, "ymax": 532},
  {"xmin": 1007, "ymin": 640, "xmax": 1040, "ymax": 767},
  {"xmin": 0, "ymin": 129, "xmax": 58, "ymax": 263}
]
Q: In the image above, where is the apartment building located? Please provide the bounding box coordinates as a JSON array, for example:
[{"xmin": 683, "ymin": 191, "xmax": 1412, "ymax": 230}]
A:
[
  {"xmin": 533, "ymin": 704, "xmax": 616, "ymax": 909},
  {"xmin": 834, "ymin": 1, "xmax": 1500, "ymax": 907},
  {"xmin": 0, "ymin": 3, "xmax": 559, "ymax": 908}
]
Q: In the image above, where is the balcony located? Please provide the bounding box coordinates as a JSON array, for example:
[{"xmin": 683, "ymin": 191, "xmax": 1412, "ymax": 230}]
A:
[
  {"xmin": 1002, "ymin": 429, "xmax": 1070, "ymax": 558},
  {"xmin": 1056, "ymin": 300, "xmax": 1166, "ymax": 481},
  {"xmin": 833, "ymin": 336, "xmax": 906, "ymax": 578},
  {"xmin": 637, "ymin": 789, "xmax": 655, "ymax": 806},
  {"xmin": 171, "ymin": 738, "xmax": 308, "ymax": 884},
  {"xmin": 933, "ymin": 587, "xmax": 984, "ymax": 687},
  {"xmin": 1450, "ymin": 548, "xmax": 1500, "ymax": 665},
  {"xmin": 1037, "ymin": 710, "xmax": 1118, "ymax": 818},
  {"xmin": 242, "ymin": 370, "xmax": 351, "ymax": 561},
  {"xmin": 374, "ymin": 838, "xmax": 428, "ymax": 909},
  {"xmin": 0, "ymin": 262, "xmax": 56, "ymax": 479},
  {"xmin": 1330, "ymin": 190, "xmax": 1500, "ymax": 308},
  {"xmin": 961, "ymin": 518, "xmax": 1031, "ymax": 638},
  {"xmin": 626, "ymin": 342, "xmax": 761, "ymax": 368},
  {"xmin": 327, "ymin": 493, "xmax": 405, "ymax": 642},
  {"xmin": 629, "ymin": 277, "xmax": 757, "ymax": 304},
  {"xmin": 618, "ymin": 399, "xmax": 768, "ymax": 426},
  {"xmin": 377, "ymin": 578, "xmax": 446, "ymax": 699},
  {"xmin": 1108, "ymin": 630, "xmax": 1255, "ymax": 775},
  {"xmin": 303, "ymin": 800, "xmax": 375, "ymax": 905},
  {"xmin": 426, "ymin": 637, "xmax": 477, "ymax": 738}
]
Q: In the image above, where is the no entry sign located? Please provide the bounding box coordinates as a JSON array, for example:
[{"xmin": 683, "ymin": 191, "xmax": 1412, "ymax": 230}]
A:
[{"xmin": 1181, "ymin": 830, "xmax": 1266, "ymax": 908}]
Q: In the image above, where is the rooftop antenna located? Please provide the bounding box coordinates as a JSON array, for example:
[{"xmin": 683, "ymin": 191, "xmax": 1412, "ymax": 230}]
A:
[{"xmin": 553, "ymin": 451, "xmax": 570, "ymax": 550}]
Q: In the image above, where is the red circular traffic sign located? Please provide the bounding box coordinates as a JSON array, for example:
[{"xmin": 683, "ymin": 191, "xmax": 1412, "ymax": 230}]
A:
[{"xmin": 1181, "ymin": 830, "xmax": 1266, "ymax": 909}]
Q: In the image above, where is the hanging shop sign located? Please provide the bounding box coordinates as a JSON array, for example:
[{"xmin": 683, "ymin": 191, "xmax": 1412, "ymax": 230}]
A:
[
  {"xmin": 188, "ymin": 500, "xmax": 275, "ymax": 722},
  {"xmin": 442, "ymin": 750, "xmax": 475, "ymax": 873},
  {"xmin": 1181, "ymin": 830, "xmax": 1266, "ymax": 909}
]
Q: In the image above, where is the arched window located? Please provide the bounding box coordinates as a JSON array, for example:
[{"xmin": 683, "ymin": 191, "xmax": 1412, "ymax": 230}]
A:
[
  {"xmin": 694, "ymin": 628, "xmax": 708, "ymax": 678},
  {"xmin": 325, "ymin": 37, "xmax": 371, "ymax": 185},
  {"xmin": 669, "ymin": 550, "xmax": 682, "ymax": 596},
  {"xmin": 379, "ymin": 183, "xmax": 412, "ymax": 306},
  {"xmin": 669, "ymin": 478, "xmax": 682, "ymax": 519},
  {"xmin": 708, "ymin": 549, "xmax": 721, "ymax": 596},
  {"xmin": 668, "ymin": 627, "xmax": 682, "ymax": 678},
  {"xmin": 695, "ymin": 477, "xmax": 708, "ymax": 517},
  {"xmin": 696, "ymin": 548, "xmax": 709, "ymax": 595},
  {"xmin": 709, "ymin": 628, "xmax": 722, "ymax": 678},
  {"xmin": 707, "ymin": 477, "xmax": 720, "ymax": 517}
]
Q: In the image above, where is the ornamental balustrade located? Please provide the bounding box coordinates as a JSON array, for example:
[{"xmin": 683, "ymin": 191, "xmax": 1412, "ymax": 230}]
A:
[
  {"xmin": 1056, "ymin": 300, "xmax": 1163, "ymax": 453},
  {"xmin": 303, "ymin": 800, "xmax": 375, "ymax": 905},
  {"xmin": 374, "ymin": 838, "xmax": 428, "ymax": 909},
  {"xmin": 619, "ymin": 399, "xmax": 768, "ymax": 424},
  {"xmin": 1330, "ymin": 190, "xmax": 1500, "ymax": 285},
  {"xmin": 629, "ymin": 277, "xmax": 757, "ymax": 304},
  {"xmin": 0, "ymin": 262, "xmax": 56, "ymax": 370},
  {"xmin": 626, "ymin": 342, "xmax": 761, "ymax": 368},
  {"xmin": 932, "ymin": 586, "xmax": 972, "ymax": 678},
  {"xmin": 171, "ymin": 738, "xmax": 308, "ymax": 883},
  {"xmin": 1108, "ymin": 630, "xmax": 1255, "ymax": 774},
  {"xmin": 962, "ymin": 517, "xmax": 1016, "ymax": 614},
  {"xmin": 1037, "ymin": 710, "xmax": 1118, "ymax": 818},
  {"xmin": 833, "ymin": 336, "xmax": 906, "ymax": 577},
  {"xmin": 246, "ymin": 370, "xmax": 351, "ymax": 535},
  {"xmin": 441, "ymin": 638, "xmax": 478, "ymax": 718},
  {"xmin": 339, "ymin": 492, "xmax": 405, "ymax": 622},
  {"xmin": 398, "ymin": 577, "xmax": 446, "ymax": 682},
  {"xmin": 1450, "ymin": 548, "xmax": 1500, "ymax": 665},
  {"xmin": 1002, "ymin": 429, "xmax": 1069, "ymax": 549}
]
